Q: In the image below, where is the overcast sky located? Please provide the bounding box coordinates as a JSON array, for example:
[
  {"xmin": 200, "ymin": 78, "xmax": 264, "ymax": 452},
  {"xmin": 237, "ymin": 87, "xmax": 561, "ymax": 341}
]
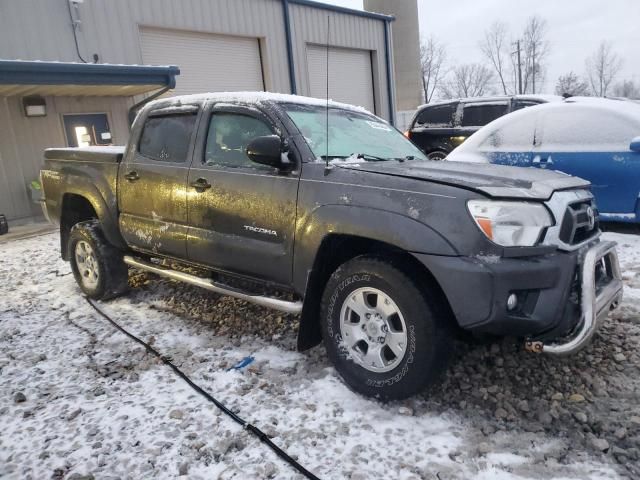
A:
[{"xmin": 320, "ymin": 0, "xmax": 640, "ymax": 94}]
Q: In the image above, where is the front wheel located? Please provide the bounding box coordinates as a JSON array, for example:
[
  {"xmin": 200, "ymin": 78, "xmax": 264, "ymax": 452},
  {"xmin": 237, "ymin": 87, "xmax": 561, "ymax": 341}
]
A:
[{"xmin": 320, "ymin": 257, "xmax": 452, "ymax": 400}]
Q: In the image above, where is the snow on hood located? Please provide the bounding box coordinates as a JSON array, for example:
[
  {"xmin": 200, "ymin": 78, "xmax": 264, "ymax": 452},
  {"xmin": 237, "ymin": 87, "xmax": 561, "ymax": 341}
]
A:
[{"xmin": 339, "ymin": 159, "xmax": 590, "ymax": 200}]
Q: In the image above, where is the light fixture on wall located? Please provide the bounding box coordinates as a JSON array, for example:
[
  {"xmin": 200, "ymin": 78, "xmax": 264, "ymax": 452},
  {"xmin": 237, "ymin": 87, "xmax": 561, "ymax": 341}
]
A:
[{"xmin": 22, "ymin": 96, "xmax": 47, "ymax": 117}]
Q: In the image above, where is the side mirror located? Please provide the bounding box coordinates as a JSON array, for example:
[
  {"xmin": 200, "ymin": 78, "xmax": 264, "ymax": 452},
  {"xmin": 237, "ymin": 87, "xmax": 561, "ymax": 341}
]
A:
[
  {"xmin": 631, "ymin": 136, "xmax": 640, "ymax": 153},
  {"xmin": 246, "ymin": 135, "xmax": 290, "ymax": 169}
]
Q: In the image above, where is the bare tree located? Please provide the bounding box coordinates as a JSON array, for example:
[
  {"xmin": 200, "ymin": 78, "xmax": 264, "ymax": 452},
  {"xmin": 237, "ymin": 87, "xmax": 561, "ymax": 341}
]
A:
[
  {"xmin": 521, "ymin": 16, "xmax": 549, "ymax": 94},
  {"xmin": 440, "ymin": 64, "xmax": 494, "ymax": 99},
  {"xmin": 555, "ymin": 72, "xmax": 590, "ymax": 97},
  {"xmin": 586, "ymin": 41, "xmax": 623, "ymax": 97},
  {"xmin": 480, "ymin": 21, "xmax": 513, "ymax": 95},
  {"xmin": 420, "ymin": 36, "xmax": 447, "ymax": 103},
  {"xmin": 613, "ymin": 79, "xmax": 640, "ymax": 99}
]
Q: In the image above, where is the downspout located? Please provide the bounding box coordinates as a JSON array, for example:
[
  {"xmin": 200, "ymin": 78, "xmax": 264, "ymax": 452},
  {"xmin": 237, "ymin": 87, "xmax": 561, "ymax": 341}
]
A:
[
  {"xmin": 282, "ymin": 0, "xmax": 298, "ymax": 94},
  {"xmin": 383, "ymin": 19, "xmax": 396, "ymax": 126}
]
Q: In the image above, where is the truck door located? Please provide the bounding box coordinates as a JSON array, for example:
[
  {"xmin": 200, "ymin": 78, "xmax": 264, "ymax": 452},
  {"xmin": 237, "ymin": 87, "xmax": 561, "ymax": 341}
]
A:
[
  {"xmin": 186, "ymin": 103, "xmax": 299, "ymax": 285},
  {"xmin": 118, "ymin": 106, "xmax": 199, "ymax": 257}
]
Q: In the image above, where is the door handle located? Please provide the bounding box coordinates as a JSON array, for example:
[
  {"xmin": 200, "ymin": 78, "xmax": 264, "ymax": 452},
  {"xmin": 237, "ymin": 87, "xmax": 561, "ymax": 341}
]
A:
[
  {"xmin": 190, "ymin": 178, "xmax": 212, "ymax": 191},
  {"xmin": 124, "ymin": 171, "xmax": 140, "ymax": 181}
]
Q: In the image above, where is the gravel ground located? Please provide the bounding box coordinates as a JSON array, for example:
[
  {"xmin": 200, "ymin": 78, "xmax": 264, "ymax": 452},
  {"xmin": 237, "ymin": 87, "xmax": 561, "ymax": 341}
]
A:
[{"xmin": 1, "ymin": 231, "xmax": 638, "ymax": 479}]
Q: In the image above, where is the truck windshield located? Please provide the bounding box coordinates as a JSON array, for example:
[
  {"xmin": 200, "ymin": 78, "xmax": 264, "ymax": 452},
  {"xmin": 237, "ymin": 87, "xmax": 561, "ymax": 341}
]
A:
[{"xmin": 282, "ymin": 103, "xmax": 427, "ymax": 162}]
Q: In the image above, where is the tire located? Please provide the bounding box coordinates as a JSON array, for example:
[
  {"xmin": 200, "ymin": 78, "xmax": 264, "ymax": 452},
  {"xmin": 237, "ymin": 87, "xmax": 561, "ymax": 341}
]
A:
[
  {"xmin": 68, "ymin": 220, "xmax": 128, "ymax": 300},
  {"xmin": 427, "ymin": 150, "xmax": 448, "ymax": 161},
  {"xmin": 320, "ymin": 256, "xmax": 452, "ymax": 401}
]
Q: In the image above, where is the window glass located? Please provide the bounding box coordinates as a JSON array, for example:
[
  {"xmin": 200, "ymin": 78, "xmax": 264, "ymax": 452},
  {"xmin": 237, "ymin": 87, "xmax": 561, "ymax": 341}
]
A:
[
  {"xmin": 512, "ymin": 100, "xmax": 540, "ymax": 111},
  {"xmin": 415, "ymin": 103, "xmax": 457, "ymax": 127},
  {"xmin": 205, "ymin": 113, "xmax": 274, "ymax": 168},
  {"xmin": 284, "ymin": 104, "xmax": 427, "ymax": 161},
  {"xmin": 461, "ymin": 104, "xmax": 509, "ymax": 127},
  {"xmin": 540, "ymin": 107, "xmax": 638, "ymax": 150},
  {"xmin": 138, "ymin": 113, "xmax": 197, "ymax": 163},
  {"xmin": 479, "ymin": 113, "xmax": 537, "ymax": 150}
]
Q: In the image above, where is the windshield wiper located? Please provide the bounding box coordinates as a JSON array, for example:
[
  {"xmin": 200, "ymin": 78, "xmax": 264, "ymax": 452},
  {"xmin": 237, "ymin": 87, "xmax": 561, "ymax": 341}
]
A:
[{"xmin": 354, "ymin": 153, "xmax": 389, "ymax": 162}]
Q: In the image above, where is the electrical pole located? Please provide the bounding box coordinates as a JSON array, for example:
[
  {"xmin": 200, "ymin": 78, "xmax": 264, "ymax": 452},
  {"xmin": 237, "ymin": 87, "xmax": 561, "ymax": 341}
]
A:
[
  {"xmin": 532, "ymin": 41, "xmax": 536, "ymax": 94},
  {"xmin": 513, "ymin": 40, "xmax": 523, "ymax": 94}
]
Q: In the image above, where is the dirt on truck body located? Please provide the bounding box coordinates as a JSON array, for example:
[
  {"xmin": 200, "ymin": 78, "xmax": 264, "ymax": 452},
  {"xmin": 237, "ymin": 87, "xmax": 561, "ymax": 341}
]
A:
[{"xmin": 40, "ymin": 91, "xmax": 623, "ymax": 400}]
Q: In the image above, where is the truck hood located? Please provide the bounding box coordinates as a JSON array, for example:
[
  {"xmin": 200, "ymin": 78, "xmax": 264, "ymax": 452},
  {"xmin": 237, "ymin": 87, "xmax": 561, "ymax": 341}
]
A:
[{"xmin": 339, "ymin": 160, "xmax": 590, "ymax": 200}]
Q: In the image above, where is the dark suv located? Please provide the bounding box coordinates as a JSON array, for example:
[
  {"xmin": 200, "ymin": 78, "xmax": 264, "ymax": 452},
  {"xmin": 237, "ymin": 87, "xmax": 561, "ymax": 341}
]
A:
[{"xmin": 407, "ymin": 95, "xmax": 559, "ymax": 160}]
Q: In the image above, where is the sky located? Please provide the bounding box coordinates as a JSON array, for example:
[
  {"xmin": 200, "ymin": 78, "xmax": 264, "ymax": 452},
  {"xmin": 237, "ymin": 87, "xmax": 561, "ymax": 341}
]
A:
[{"xmin": 318, "ymin": 0, "xmax": 640, "ymax": 95}]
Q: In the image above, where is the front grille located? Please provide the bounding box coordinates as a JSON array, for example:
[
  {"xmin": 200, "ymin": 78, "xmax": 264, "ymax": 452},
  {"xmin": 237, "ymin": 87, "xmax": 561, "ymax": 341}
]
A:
[
  {"xmin": 543, "ymin": 189, "xmax": 601, "ymax": 251},
  {"xmin": 559, "ymin": 200, "xmax": 599, "ymax": 246}
]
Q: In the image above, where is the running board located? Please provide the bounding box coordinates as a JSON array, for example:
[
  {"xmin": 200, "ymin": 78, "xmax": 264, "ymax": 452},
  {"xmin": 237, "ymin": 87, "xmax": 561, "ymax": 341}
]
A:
[{"xmin": 123, "ymin": 256, "xmax": 303, "ymax": 315}]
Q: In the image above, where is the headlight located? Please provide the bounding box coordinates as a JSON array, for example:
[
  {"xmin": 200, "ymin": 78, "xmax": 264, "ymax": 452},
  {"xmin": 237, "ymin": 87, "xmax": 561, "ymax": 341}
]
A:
[{"xmin": 467, "ymin": 200, "xmax": 553, "ymax": 247}]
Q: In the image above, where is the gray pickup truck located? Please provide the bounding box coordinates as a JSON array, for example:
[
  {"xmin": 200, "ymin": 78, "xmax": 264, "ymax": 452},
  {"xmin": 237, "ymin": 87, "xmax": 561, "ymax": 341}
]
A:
[{"xmin": 40, "ymin": 92, "xmax": 623, "ymax": 400}]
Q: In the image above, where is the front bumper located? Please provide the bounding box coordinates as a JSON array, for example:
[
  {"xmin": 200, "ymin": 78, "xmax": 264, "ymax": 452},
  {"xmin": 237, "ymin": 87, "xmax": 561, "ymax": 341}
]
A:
[
  {"xmin": 413, "ymin": 240, "xmax": 623, "ymax": 355},
  {"xmin": 526, "ymin": 240, "xmax": 622, "ymax": 355}
]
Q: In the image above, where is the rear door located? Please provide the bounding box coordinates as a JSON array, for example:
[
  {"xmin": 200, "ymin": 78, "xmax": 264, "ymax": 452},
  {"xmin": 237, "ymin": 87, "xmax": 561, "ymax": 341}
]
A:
[
  {"xmin": 534, "ymin": 106, "xmax": 640, "ymax": 214},
  {"xmin": 118, "ymin": 106, "xmax": 199, "ymax": 257},
  {"xmin": 186, "ymin": 103, "xmax": 299, "ymax": 284}
]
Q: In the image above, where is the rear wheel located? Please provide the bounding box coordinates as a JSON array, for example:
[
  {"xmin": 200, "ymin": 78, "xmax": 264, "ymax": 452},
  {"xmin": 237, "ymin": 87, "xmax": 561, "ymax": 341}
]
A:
[
  {"xmin": 427, "ymin": 150, "xmax": 448, "ymax": 161},
  {"xmin": 68, "ymin": 220, "xmax": 128, "ymax": 300},
  {"xmin": 320, "ymin": 256, "xmax": 452, "ymax": 400}
]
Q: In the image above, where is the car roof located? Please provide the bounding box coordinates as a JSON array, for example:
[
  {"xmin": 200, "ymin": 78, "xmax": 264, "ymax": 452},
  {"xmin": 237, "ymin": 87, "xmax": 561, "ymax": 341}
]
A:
[
  {"xmin": 415, "ymin": 94, "xmax": 562, "ymax": 111},
  {"xmin": 454, "ymin": 96, "xmax": 640, "ymax": 152}
]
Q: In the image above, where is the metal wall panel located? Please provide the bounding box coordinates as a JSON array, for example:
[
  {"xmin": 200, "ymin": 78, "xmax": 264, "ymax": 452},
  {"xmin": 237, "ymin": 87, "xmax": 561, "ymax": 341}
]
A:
[
  {"xmin": 140, "ymin": 27, "xmax": 264, "ymax": 95},
  {"xmin": 288, "ymin": 3, "xmax": 390, "ymax": 119},
  {"xmin": 0, "ymin": 0, "xmax": 292, "ymax": 94},
  {"xmin": 0, "ymin": 95, "xmax": 132, "ymax": 221},
  {"xmin": 307, "ymin": 45, "xmax": 375, "ymax": 112}
]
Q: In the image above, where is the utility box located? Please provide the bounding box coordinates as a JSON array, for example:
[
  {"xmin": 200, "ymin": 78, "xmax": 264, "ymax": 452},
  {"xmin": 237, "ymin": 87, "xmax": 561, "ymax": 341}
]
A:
[{"xmin": 0, "ymin": 214, "xmax": 8, "ymax": 235}]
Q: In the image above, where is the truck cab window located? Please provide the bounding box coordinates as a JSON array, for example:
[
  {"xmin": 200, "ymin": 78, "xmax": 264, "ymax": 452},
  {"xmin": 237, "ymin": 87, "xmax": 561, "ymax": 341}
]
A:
[
  {"xmin": 138, "ymin": 113, "xmax": 197, "ymax": 163},
  {"xmin": 204, "ymin": 113, "xmax": 274, "ymax": 168}
]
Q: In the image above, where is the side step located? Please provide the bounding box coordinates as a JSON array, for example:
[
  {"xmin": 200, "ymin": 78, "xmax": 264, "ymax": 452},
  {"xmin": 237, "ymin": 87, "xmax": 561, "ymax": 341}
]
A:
[{"xmin": 123, "ymin": 256, "xmax": 303, "ymax": 315}]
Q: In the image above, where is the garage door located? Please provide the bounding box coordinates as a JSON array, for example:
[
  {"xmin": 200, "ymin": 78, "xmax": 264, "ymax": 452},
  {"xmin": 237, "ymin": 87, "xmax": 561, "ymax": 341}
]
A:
[
  {"xmin": 307, "ymin": 45, "xmax": 375, "ymax": 112},
  {"xmin": 140, "ymin": 27, "xmax": 264, "ymax": 96}
]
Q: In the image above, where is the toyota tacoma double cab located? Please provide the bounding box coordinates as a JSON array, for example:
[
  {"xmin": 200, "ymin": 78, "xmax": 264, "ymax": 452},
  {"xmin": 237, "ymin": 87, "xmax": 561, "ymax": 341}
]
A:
[{"xmin": 40, "ymin": 92, "xmax": 623, "ymax": 400}]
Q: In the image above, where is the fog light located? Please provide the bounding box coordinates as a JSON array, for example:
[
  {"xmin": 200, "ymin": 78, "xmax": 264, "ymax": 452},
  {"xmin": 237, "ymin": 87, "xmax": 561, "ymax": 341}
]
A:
[{"xmin": 507, "ymin": 293, "xmax": 518, "ymax": 311}]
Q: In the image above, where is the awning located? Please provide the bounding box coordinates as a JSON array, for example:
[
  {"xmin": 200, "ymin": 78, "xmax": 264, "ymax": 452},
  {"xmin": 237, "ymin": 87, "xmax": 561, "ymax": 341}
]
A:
[{"xmin": 0, "ymin": 60, "xmax": 180, "ymax": 97}]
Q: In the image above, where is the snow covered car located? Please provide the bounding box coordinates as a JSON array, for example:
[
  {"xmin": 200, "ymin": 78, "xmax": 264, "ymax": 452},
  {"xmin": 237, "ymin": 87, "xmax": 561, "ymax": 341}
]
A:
[
  {"xmin": 447, "ymin": 97, "xmax": 640, "ymax": 223},
  {"xmin": 405, "ymin": 95, "xmax": 560, "ymax": 160},
  {"xmin": 40, "ymin": 92, "xmax": 623, "ymax": 400}
]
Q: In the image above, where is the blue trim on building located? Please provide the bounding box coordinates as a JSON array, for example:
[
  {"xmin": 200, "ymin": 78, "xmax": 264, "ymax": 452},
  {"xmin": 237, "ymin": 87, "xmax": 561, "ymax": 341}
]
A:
[
  {"xmin": 281, "ymin": 0, "xmax": 297, "ymax": 94},
  {"xmin": 0, "ymin": 60, "xmax": 179, "ymax": 88},
  {"xmin": 288, "ymin": 0, "xmax": 394, "ymax": 21}
]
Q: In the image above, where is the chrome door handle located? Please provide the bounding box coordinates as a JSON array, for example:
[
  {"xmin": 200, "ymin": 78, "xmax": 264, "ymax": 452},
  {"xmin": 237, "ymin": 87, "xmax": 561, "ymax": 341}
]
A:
[
  {"xmin": 190, "ymin": 178, "xmax": 212, "ymax": 191},
  {"xmin": 124, "ymin": 171, "xmax": 140, "ymax": 181}
]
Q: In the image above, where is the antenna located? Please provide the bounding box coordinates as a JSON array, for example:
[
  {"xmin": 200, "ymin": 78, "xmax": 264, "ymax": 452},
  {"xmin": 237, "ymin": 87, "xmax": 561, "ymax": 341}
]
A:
[{"xmin": 325, "ymin": 14, "xmax": 330, "ymax": 169}]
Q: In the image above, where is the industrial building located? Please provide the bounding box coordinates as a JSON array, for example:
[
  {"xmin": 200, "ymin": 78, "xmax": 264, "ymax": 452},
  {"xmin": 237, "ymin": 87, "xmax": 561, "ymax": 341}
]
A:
[{"xmin": 0, "ymin": 0, "xmax": 400, "ymax": 223}]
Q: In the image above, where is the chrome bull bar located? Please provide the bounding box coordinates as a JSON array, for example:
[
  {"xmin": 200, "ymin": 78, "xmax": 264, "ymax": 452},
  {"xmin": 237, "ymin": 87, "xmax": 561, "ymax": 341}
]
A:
[{"xmin": 525, "ymin": 240, "xmax": 623, "ymax": 356}]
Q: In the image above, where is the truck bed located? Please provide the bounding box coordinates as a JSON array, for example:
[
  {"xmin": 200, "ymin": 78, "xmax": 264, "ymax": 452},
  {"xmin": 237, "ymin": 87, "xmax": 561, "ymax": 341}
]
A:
[{"xmin": 44, "ymin": 146, "xmax": 125, "ymax": 163}]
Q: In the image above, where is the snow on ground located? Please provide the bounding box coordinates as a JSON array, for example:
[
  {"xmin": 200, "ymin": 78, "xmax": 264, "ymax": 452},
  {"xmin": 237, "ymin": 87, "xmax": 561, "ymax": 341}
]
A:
[{"xmin": 1, "ymin": 231, "xmax": 638, "ymax": 479}]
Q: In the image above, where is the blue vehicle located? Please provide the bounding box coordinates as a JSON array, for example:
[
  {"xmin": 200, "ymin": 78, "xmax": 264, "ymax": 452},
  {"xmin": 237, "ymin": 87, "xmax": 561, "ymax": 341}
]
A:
[{"xmin": 447, "ymin": 98, "xmax": 640, "ymax": 223}]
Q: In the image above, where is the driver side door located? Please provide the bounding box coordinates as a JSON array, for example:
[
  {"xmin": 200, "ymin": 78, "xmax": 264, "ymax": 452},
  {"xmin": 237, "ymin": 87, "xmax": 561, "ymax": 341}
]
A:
[{"xmin": 186, "ymin": 103, "xmax": 300, "ymax": 285}]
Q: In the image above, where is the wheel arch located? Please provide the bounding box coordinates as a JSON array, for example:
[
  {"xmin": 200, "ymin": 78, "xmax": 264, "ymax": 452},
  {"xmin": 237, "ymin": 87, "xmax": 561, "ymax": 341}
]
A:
[
  {"xmin": 296, "ymin": 233, "xmax": 456, "ymax": 351},
  {"xmin": 59, "ymin": 190, "xmax": 124, "ymax": 260}
]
